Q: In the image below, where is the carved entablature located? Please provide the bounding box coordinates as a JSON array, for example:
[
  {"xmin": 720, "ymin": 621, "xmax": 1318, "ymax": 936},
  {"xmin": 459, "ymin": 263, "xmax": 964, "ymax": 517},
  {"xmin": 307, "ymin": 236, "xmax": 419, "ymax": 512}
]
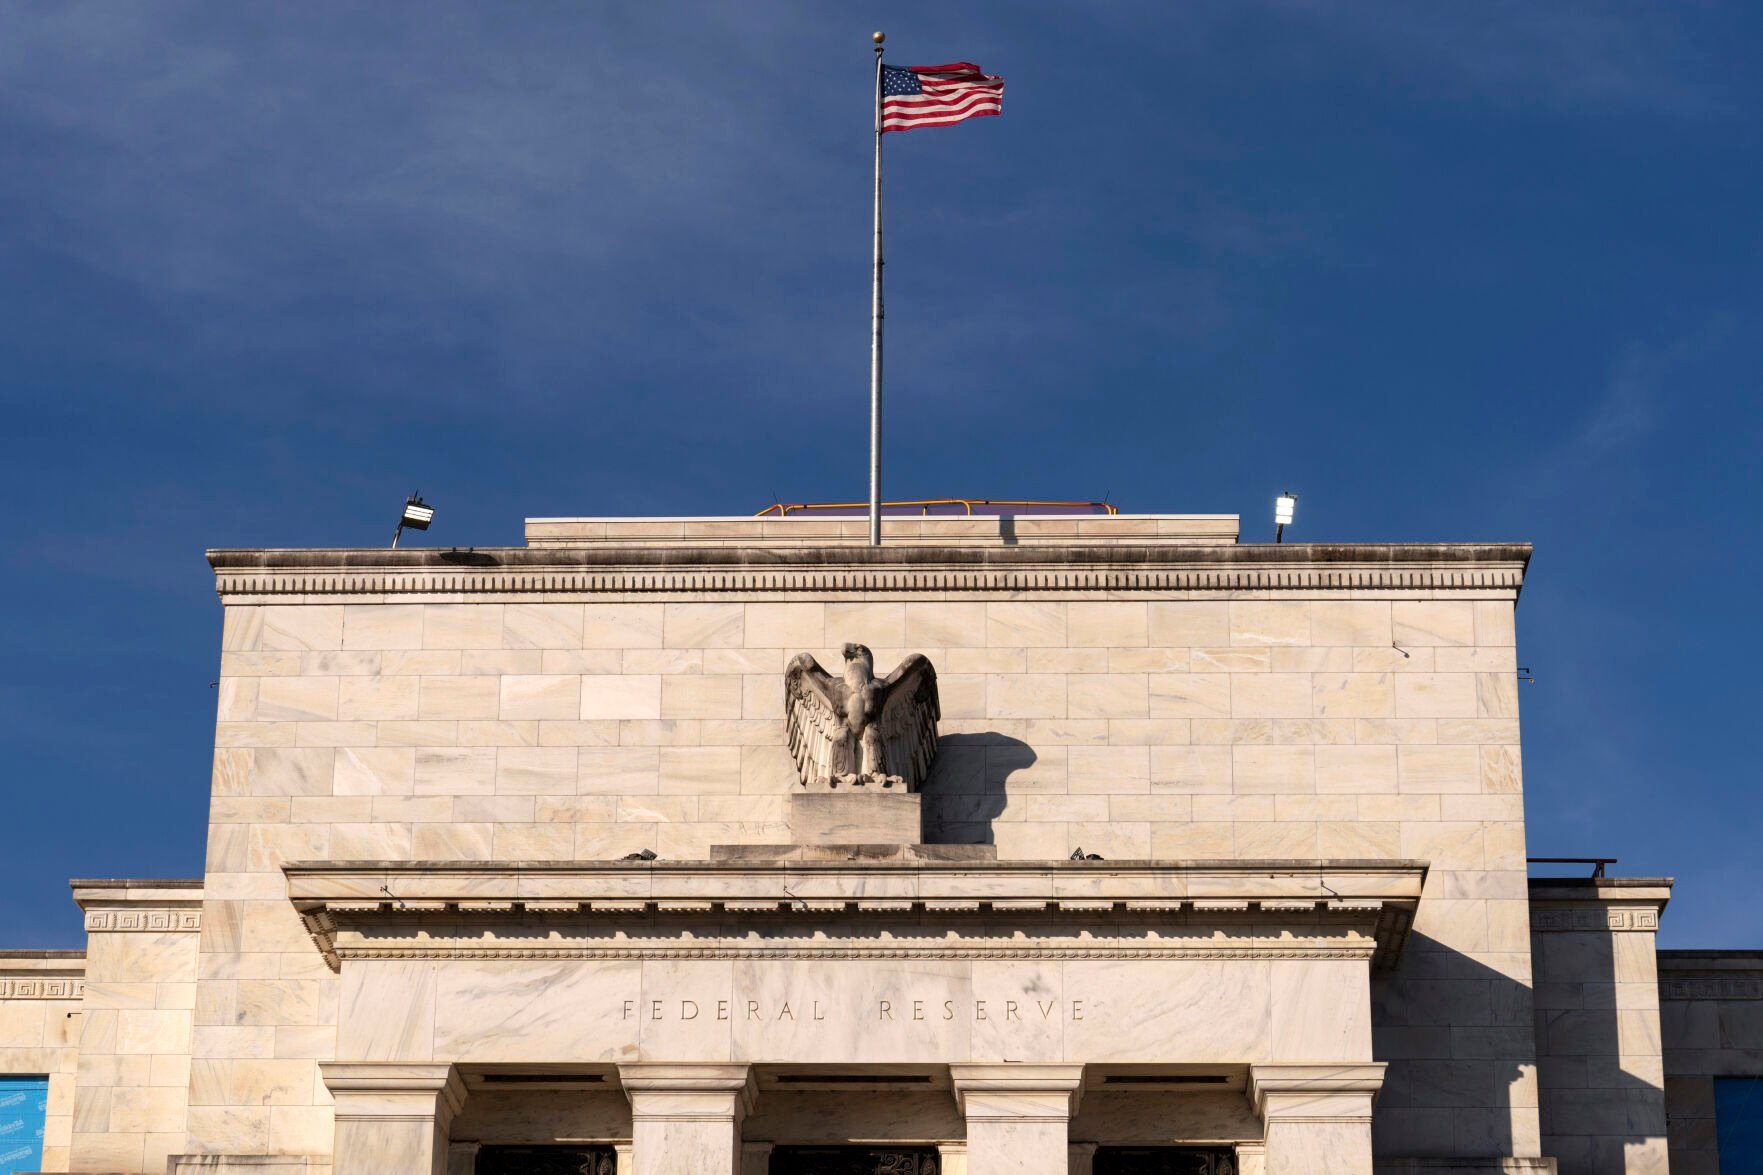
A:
[
  {"xmin": 1529, "ymin": 904, "xmax": 1662, "ymax": 933},
  {"xmin": 0, "ymin": 951, "xmax": 85, "ymax": 1000},
  {"xmin": 1662, "ymin": 979, "xmax": 1763, "ymax": 1001},
  {"xmin": 0, "ymin": 976, "xmax": 85, "ymax": 1000},
  {"xmin": 284, "ymin": 860, "xmax": 1426, "ymax": 975},
  {"xmin": 208, "ymin": 543, "xmax": 1530, "ymax": 603},
  {"xmin": 83, "ymin": 909, "xmax": 203, "ymax": 933}
]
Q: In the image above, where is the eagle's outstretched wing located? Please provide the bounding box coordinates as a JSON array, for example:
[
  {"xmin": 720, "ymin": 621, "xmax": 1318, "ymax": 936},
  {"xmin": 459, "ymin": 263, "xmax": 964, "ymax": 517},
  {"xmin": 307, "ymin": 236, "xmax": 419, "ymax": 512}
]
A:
[
  {"xmin": 785, "ymin": 652, "xmax": 847, "ymax": 786},
  {"xmin": 877, "ymin": 653, "xmax": 941, "ymax": 792}
]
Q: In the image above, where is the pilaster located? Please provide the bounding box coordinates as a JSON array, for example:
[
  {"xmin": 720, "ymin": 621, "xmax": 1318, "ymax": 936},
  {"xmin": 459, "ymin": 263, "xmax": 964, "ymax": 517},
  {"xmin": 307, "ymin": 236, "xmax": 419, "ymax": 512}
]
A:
[
  {"xmin": 949, "ymin": 1063, "xmax": 1085, "ymax": 1175},
  {"xmin": 1068, "ymin": 1141, "xmax": 1099, "ymax": 1175},
  {"xmin": 321, "ymin": 1062, "xmax": 466, "ymax": 1175},
  {"xmin": 618, "ymin": 1062, "xmax": 756, "ymax": 1175},
  {"xmin": 1530, "ymin": 877, "xmax": 1672, "ymax": 1174},
  {"xmin": 68, "ymin": 879, "xmax": 202, "ymax": 1174},
  {"xmin": 1248, "ymin": 1063, "xmax": 1385, "ymax": 1175}
]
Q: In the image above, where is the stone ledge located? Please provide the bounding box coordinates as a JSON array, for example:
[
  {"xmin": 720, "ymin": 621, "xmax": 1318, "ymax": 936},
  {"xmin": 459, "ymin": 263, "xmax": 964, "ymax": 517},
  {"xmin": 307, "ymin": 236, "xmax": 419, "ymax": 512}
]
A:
[
  {"xmin": 285, "ymin": 858, "xmax": 1430, "ymax": 898},
  {"xmin": 286, "ymin": 859, "xmax": 1425, "ymax": 972},
  {"xmin": 207, "ymin": 541, "xmax": 1530, "ymax": 601}
]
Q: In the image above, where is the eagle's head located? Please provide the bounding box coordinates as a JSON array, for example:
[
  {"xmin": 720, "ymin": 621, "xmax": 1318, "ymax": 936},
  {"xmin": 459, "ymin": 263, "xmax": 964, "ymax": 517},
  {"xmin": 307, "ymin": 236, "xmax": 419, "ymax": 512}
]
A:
[{"xmin": 841, "ymin": 642, "xmax": 874, "ymax": 667}]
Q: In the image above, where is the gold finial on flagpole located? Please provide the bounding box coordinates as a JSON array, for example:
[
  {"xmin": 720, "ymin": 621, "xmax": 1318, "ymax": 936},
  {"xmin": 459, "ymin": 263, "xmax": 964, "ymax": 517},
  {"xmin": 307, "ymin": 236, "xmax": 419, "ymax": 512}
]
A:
[{"xmin": 872, "ymin": 31, "xmax": 885, "ymax": 45}]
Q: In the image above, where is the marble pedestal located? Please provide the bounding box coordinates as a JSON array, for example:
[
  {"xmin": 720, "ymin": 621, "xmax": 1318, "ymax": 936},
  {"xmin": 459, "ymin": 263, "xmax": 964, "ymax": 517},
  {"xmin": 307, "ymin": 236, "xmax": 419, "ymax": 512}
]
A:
[{"xmin": 788, "ymin": 788, "xmax": 922, "ymax": 844}]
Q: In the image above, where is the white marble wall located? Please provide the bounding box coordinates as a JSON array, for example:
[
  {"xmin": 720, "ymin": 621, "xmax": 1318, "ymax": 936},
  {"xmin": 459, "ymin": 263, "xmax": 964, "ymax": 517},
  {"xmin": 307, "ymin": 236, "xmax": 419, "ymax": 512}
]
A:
[
  {"xmin": 192, "ymin": 587, "xmax": 1536, "ymax": 1162},
  {"xmin": 0, "ymin": 955, "xmax": 82, "ymax": 1173},
  {"xmin": 331, "ymin": 956, "xmax": 1370, "ymax": 1068},
  {"xmin": 69, "ymin": 884, "xmax": 202, "ymax": 1174}
]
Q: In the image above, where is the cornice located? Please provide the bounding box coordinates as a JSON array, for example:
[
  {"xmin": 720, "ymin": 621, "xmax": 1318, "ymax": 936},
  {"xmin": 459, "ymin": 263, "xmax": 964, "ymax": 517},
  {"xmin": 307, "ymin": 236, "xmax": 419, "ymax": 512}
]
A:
[
  {"xmin": 72, "ymin": 880, "xmax": 206, "ymax": 935},
  {"xmin": 1658, "ymin": 951, "xmax": 1763, "ymax": 1000},
  {"xmin": 0, "ymin": 950, "xmax": 85, "ymax": 1000},
  {"xmin": 285, "ymin": 859, "xmax": 1424, "ymax": 974},
  {"xmin": 0, "ymin": 955, "xmax": 85, "ymax": 1001},
  {"xmin": 209, "ymin": 543, "xmax": 1529, "ymax": 602},
  {"xmin": 0, "ymin": 977, "xmax": 84, "ymax": 1000},
  {"xmin": 1528, "ymin": 903, "xmax": 1663, "ymax": 934}
]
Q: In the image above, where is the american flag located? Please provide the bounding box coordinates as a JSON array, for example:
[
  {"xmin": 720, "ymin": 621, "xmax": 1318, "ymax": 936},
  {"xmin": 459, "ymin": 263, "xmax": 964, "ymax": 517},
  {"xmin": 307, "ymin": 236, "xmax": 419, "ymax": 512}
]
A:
[{"xmin": 881, "ymin": 63, "xmax": 1004, "ymax": 133}]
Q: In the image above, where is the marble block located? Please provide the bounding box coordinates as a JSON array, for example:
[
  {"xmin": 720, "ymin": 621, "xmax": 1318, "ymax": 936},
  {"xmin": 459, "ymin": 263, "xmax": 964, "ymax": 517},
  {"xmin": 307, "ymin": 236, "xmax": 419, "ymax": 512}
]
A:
[{"xmin": 788, "ymin": 789, "xmax": 922, "ymax": 845}]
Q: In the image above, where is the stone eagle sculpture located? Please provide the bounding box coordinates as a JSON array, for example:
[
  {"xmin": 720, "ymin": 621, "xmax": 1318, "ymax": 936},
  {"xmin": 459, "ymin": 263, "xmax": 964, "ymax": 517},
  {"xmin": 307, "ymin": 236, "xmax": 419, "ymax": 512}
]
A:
[{"xmin": 785, "ymin": 643, "xmax": 940, "ymax": 790}]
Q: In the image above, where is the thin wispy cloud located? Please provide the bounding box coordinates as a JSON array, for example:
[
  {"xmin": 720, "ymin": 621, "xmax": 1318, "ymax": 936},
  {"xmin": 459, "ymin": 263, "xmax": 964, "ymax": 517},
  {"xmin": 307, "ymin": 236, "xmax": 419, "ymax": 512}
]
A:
[{"xmin": 1, "ymin": 1, "xmax": 1760, "ymax": 944}]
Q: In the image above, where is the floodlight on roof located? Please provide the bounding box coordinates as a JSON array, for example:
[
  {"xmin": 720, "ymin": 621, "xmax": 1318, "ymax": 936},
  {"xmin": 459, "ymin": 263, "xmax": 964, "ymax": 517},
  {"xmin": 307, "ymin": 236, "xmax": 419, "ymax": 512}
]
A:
[
  {"xmin": 392, "ymin": 493, "xmax": 434, "ymax": 548},
  {"xmin": 1274, "ymin": 493, "xmax": 1297, "ymax": 543}
]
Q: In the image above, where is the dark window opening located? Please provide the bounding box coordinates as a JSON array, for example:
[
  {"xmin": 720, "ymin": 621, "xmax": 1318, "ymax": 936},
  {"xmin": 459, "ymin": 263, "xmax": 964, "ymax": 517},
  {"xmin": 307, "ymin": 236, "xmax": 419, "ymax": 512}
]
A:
[
  {"xmin": 1095, "ymin": 1147, "xmax": 1238, "ymax": 1175},
  {"xmin": 769, "ymin": 1146, "xmax": 940, "ymax": 1174},
  {"xmin": 476, "ymin": 1145, "xmax": 617, "ymax": 1175}
]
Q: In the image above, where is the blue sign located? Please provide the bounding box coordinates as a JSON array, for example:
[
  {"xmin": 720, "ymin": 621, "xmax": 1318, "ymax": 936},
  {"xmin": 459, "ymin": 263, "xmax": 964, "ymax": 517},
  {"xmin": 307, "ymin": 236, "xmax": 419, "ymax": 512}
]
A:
[{"xmin": 0, "ymin": 1076, "xmax": 48, "ymax": 1175}]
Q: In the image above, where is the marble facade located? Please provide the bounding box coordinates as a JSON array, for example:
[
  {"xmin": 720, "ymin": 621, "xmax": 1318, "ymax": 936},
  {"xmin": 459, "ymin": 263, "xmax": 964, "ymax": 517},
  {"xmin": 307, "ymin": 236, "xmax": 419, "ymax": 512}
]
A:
[{"xmin": 0, "ymin": 513, "xmax": 1751, "ymax": 1174}]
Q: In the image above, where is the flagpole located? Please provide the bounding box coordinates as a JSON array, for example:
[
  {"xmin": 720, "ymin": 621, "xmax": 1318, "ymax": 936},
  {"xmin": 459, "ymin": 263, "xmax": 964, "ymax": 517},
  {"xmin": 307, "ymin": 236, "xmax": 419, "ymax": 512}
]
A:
[{"xmin": 869, "ymin": 31, "xmax": 886, "ymax": 547}]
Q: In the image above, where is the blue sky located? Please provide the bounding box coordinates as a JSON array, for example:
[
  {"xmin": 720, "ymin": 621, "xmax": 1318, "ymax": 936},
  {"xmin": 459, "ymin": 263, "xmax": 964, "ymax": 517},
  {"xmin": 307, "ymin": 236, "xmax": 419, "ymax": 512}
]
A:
[{"xmin": 2, "ymin": 2, "xmax": 1759, "ymax": 947}]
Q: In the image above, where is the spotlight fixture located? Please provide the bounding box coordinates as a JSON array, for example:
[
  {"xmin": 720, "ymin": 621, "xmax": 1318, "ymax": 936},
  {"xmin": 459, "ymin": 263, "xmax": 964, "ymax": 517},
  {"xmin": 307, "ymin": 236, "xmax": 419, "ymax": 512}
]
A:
[
  {"xmin": 392, "ymin": 493, "xmax": 434, "ymax": 548},
  {"xmin": 1274, "ymin": 492, "xmax": 1297, "ymax": 543}
]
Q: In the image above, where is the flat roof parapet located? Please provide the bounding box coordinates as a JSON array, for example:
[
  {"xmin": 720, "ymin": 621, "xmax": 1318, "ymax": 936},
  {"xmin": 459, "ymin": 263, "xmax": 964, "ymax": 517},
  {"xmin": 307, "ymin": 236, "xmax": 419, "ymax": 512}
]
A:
[
  {"xmin": 524, "ymin": 514, "xmax": 1241, "ymax": 548},
  {"xmin": 71, "ymin": 878, "xmax": 206, "ymax": 912},
  {"xmin": 0, "ymin": 949, "xmax": 86, "ymax": 960}
]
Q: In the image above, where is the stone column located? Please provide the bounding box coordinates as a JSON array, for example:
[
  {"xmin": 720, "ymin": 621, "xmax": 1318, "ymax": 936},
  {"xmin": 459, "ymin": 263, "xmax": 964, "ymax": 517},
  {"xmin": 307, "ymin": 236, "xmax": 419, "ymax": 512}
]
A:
[
  {"xmin": 321, "ymin": 1062, "xmax": 467, "ymax": 1175},
  {"xmin": 1247, "ymin": 1063, "xmax": 1385, "ymax": 1175},
  {"xmin": 618, "ymin": 1062, "xmax": 756, "ymax": 1175},
  {"xmin": 1233, "ymin": 1140, "xmax": 1266, "ymax": 1175},
  {"xmin": 613, "ymin": 1141, "xmax": 633, "ymax": 1174},
  {"xmin": 1067, "ymin": 1141, "xmax": 1098, "ymax": 1175},
  {"xmin": 948, "ymin": 1063, "xmax": 1085, "ymax": 1175},
  {"xmin": 937, "ymin": 1140, "xmax": 969, "ymax": 1175}
]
